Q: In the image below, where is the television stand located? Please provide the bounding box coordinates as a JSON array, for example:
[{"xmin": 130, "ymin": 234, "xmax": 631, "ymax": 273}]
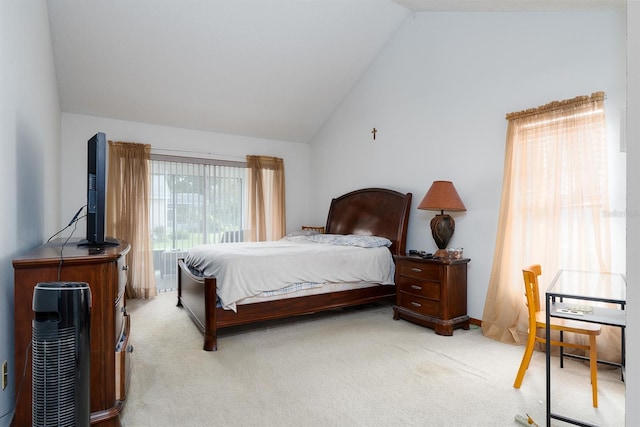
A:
[
  {"xmin": 77, "ymin": 236, "xmax": 120, "ymax": 248},
  {"xmin": 13, "ymin": 238, "xmax": 132, "ymax": 427}
]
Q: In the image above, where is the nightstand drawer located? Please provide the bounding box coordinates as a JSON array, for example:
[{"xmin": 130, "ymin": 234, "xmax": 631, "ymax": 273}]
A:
[
  {"xmin": 397, "ymin": 278, "xmax": 440, "ymax": 300},
  {"xmin": 397, "ymin": 293, "xmax": 439, "ymax": 317},
  {"xmin": 397, "ymin": 260, "xmax": 439, "ymax": 281}
]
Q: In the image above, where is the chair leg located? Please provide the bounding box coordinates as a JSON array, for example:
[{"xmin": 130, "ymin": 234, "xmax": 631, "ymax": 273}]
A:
[
  {"xmin": 514, "ymin": 337, "xmax": 536, "ymax": 388},
  {"xmin": 589, "ymin": 335, "xmax": 598, "ymax": 408}
]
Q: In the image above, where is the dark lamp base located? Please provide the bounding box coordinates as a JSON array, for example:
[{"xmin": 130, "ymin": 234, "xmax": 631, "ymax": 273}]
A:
[
  {"xmin": 430, "ymin": 213, "xmax": 456, "ymax": 256},
  {"xmin": 434, "ymin": 249, "xmax": 449, "ymax": 258}
]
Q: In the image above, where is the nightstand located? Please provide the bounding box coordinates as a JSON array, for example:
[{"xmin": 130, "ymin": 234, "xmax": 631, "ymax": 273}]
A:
[{"xmin": 393, "ymin": 255, "xmax": 470, "ymax": 335}]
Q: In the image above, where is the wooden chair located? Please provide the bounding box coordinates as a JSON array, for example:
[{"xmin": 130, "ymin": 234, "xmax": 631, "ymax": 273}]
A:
[{"xmin": 513, "ymin": 264, "xmax": 602, "ymax": 407}]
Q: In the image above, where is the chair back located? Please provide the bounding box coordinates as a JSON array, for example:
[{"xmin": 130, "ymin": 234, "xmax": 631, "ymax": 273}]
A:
[{"xmin": 522, "ymin": 264, "xmax": 543, "ymax": 324}]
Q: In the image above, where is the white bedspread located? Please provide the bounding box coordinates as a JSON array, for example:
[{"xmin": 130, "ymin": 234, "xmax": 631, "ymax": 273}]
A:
[{"xmin": 184, "ymin": 235, "xmax": 395, "ymax": 311}]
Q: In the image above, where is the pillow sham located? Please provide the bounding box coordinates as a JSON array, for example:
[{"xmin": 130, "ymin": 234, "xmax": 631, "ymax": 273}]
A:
[
  {"xmin": 309, "ymin": 233, "xmax": 392, "ymax": 248},
  {"xmin": 285, "ymin": 229, "xmax": 320, "ymax": 238}
]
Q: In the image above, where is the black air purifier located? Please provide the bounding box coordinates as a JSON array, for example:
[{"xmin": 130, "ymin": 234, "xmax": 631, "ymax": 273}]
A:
[{"xmin": 32, "ymin": 282, "xmax": 91, "ymax": 427}]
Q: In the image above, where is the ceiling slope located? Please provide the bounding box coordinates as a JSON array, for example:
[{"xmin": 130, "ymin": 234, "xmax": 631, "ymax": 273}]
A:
[{"xmin": 47, "ymin": 0, "xmax": 409, "ymax": 143}]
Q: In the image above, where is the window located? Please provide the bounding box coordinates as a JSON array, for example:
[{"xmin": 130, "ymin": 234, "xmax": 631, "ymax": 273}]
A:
[
  {"xmin": 483, "ymin": 92, "xmax": 618, "ymax": 360},
  {"xmin": 150, "ymin": 155, "xmax": 247, "ymax": 290}
]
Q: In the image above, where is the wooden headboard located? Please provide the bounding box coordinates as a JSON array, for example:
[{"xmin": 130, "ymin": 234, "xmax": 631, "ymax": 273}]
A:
[{"xmin": 324, "ymin": 188, "xmax": 412, "ymax": 256}]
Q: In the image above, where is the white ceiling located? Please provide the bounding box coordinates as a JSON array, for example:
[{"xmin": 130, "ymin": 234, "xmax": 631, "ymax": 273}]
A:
[{"xmin": 46, "ymin": 0, "xmax": 624, "ymax": 143}]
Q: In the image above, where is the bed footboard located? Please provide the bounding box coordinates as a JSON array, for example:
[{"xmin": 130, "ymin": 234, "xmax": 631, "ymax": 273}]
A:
[{"xmin": 177, "ymin": 258, "xmax": 219, "ymax": 351}]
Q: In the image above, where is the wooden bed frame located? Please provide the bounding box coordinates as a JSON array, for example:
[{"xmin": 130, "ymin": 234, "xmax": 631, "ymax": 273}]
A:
[{"xmin": 177, "ymin": 187, "xmax": 412, "ymax": 350}]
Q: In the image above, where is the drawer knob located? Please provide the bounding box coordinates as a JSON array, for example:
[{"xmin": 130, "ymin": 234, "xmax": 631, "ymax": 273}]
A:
[
  {"xmin": 122, "ymin": 265, "xmax": 129, "ymax": 271},
  {"xmin": 126, "ymin": 344, "xmax": 134, "ymax": 353},
  {"xmin": 410, "ymin": 301, "xmax": 422, "ymax": 307},
  {"xmin": 410, "ymin": 285, "xmax": 422, "ymax": 290},
  {"xmin": 410, "ymin": 267, "xmax": 422, "ymax": 273}
]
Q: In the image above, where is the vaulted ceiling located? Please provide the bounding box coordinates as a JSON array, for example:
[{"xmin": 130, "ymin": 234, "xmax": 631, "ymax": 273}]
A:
[{"xmin": 47, "ymin": 0, "xmax": 624, "ymax": 143}]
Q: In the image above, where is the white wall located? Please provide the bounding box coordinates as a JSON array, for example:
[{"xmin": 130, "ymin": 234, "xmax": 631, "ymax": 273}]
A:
[
  {"xmin": 60, "ymin": 113, "xmax": 311, "ymax": 235},
  {"xmin": 309, "ymin": 10, "xmax": 627, "ymax": 323},
  {"xmin": 626, "ymin": 0, "xmax": 639, "ymax": 423},
  {"xmin": 0, "ymin": 1, "xmax": 61, "ymax": 423}
]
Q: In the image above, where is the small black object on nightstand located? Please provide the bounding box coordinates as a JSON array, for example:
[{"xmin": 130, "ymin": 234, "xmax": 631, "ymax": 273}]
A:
[{"xmin": 408, "ymin": 249, "xmax": 433, "ymax": 259}]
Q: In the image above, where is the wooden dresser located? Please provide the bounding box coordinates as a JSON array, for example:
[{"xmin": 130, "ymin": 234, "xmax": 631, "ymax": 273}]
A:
[
  {"xmin": 393, "ymin": 255, "xmax": 470, "ymax": 335},
  {"xmin": 12, "ymin": 238, "xmax": 131, "ymax": 426}
]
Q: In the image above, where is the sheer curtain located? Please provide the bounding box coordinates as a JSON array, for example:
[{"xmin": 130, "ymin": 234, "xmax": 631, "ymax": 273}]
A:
[
  {"xmin": 246, "ymin": 155, "xmax": 286, "ymax": 241},
  {"xmin": 107, "ymin": 141, "xmax": 157, "ymax": 299},
  {"xmin": 482, "ymin": 92, "xmax": 620, "ymax": 361}
]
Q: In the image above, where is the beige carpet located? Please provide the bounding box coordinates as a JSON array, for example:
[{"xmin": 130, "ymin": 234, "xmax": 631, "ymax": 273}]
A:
[{"xmin": 120, "ymin": 292, "xmax": 625, "ymax": 427}]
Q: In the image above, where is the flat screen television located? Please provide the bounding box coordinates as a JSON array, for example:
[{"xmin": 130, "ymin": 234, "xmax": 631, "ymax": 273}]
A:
[{"xmin": 79, "ymin": 132, "xmax": 118, "ymax": 247}]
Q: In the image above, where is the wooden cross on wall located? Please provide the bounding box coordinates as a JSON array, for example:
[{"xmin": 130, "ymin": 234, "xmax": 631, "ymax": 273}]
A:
[{"xmin": 371, "ymin": 128, "xmax": 377, "ymax": 140}]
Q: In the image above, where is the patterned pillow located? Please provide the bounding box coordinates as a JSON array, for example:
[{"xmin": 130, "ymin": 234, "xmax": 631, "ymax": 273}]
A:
[
  {"xmin": 285, "ymin": 229, "xmax": 320, "ymax": 238},
  {"xmin": 309, "ymin": 233, "xmax": 392, "ymax": 248}
]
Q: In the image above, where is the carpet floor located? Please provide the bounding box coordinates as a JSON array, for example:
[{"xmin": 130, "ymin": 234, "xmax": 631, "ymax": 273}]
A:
[{"xmin": 120, "ymin": 291, "xmax": 625, "ymax": 426}]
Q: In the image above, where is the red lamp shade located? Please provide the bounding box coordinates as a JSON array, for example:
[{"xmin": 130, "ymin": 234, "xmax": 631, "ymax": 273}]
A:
[
  {"xmin": 417, "ymin": 181, "xmax": 466, "ymax": 257},
  {"xmin": 417, "ymin": 181, "xmax": 466, "ymax": 212}
]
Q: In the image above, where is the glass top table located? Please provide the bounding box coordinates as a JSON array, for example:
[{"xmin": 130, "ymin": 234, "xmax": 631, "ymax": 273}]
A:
[
  {"xmin": 546, "ymin": 269, "xmax": 626, "ymax": 327},
  {"xmin": 545, "ymin": 269, "xmax": 626, "ymax": 426}
]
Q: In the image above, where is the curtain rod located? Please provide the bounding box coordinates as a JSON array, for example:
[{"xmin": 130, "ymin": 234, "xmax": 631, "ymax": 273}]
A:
[
  {"xmin": 506, "ymin": 91, "xmax": 605, "ymax": 121},
  {"xmin": 151, "ymin": 147, "xmax": 246, "ymax": 162}
]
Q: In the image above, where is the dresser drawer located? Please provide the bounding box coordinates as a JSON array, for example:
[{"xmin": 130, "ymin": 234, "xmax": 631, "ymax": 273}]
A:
[
  {"xmin": 115, "ymin": 255, "xmax": 128, "ymax": 344},
  {"xmin": 397, "ymin": 293, "xmax": 440, "ymax": 317},
  {"xmin": 115, "ymin": 314, "xmax": 132, "ymax": 401},
  {"xmin": 396, "ymin": 277, "xmax": 440, "ymax": 300},
  {"xmin": 118, "ymin": 255, "xmax": 128, "ymax": 294},
  {"xmin": 397, "ymin": 260, "xmax": 439, "ymax": 281}
]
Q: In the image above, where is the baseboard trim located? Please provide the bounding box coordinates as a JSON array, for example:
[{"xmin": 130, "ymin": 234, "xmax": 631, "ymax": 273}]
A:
[{"xmin": 469, "ymin": 318, "xmax": 481, "ymax": 327}]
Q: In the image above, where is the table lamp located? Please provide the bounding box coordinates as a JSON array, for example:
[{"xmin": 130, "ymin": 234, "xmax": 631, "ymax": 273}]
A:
[{"xmin": 417, "ymin": 181, "xmax": 466, "ymax": 257}]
